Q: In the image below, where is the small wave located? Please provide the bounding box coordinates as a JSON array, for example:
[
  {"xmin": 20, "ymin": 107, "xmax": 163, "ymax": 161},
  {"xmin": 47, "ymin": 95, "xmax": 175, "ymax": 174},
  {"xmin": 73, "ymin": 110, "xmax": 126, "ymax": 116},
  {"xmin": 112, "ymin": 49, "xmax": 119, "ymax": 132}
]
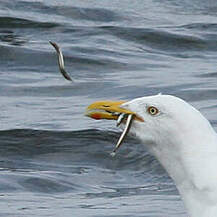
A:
[
  {"xmin": 180, "ymin": 23, "xmax": 217, "ymax": 31},
  {"xmin": 0, "ymin": 17, "xmax": 58, "ymax": 29},
  {"xmin": 99, "ymin": 24, "xmax": 217, "ymax": 54},
  {"xmin": 196, "ymin": 71, "xmax": 217, "ymax": 78},
  {"xmin": 0, "ymin": 128, "xmax": 160, "ymax": 172},
  {"xmin": 0, "ymin": 128, "xmax": 169, "ymax": 194},
  {"xmin": 54, "ymin": 6, "xmax": 125, "ymax": 22}
]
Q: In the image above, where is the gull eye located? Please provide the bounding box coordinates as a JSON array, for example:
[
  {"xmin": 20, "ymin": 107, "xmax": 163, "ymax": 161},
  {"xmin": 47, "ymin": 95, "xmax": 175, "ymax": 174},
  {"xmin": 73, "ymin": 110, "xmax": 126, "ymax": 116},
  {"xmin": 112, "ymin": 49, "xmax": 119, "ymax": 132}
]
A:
[{"xmin": 147, "ymin": 106, "xmax": 159, "ymax": 116}]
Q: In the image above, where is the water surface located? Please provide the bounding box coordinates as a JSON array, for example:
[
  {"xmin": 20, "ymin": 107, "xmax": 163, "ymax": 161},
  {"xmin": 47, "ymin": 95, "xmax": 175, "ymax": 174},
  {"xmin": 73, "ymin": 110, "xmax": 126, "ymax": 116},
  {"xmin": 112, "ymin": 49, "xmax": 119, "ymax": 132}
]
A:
[{"xmin": 0, "ymin": 0, "xmax": 217, "ymax": 216}]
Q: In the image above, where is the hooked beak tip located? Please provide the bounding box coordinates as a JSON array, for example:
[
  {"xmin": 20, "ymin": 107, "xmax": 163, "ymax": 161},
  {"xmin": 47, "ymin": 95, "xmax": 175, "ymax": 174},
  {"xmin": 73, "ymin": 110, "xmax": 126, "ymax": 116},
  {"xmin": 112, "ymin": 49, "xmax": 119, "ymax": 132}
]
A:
[{"xmin": 86, "ymin": 100, "xmax": 144, "ymax": 122}]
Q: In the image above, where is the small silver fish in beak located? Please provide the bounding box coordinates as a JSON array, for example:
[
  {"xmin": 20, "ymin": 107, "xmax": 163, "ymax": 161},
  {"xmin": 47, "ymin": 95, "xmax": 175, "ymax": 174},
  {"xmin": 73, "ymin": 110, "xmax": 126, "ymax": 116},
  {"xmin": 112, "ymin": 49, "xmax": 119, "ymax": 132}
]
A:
[
  {"xmin": 116, "ymin": 113, "xmax": 127, "ymax": 127},
  {"xmin": 111, "ymin": 114, "xmax": 134, "ymax": 156}
]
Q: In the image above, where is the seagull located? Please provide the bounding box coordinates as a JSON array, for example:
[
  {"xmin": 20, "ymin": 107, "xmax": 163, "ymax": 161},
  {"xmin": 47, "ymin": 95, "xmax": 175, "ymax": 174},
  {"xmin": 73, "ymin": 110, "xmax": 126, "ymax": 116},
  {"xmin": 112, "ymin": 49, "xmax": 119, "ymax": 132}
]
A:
[{"xmin": 86, "ymin": 94, "xmax": 217, "ymax": 217}]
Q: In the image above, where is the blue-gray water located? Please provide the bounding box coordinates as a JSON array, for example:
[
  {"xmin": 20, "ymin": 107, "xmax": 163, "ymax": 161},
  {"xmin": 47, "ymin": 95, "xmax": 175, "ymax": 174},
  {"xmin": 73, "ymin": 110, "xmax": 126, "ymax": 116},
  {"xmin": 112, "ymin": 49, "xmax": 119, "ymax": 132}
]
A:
[{"xmin": 0, "ymin": 0, "xmax": 217, "ymax": 216}]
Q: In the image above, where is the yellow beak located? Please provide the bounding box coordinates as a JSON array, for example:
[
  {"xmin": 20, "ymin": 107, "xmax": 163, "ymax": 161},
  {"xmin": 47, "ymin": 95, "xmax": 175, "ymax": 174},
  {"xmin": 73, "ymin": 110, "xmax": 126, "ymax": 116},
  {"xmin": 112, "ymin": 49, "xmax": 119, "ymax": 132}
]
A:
[{"xmin": 85, "ymin": 100, "xmax": 144, "ymax": 122}]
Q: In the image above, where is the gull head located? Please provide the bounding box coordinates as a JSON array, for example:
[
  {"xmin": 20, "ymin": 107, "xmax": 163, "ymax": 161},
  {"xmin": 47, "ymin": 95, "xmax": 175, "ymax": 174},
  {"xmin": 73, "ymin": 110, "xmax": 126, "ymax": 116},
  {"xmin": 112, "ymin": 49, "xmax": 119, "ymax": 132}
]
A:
[
  {"xmin": 86, "ymin": 94, "xmax": 217, "ymax": 217},
  {"xmin": 86, "ymin": 94, "xmax": 207, "ymax": 153}
]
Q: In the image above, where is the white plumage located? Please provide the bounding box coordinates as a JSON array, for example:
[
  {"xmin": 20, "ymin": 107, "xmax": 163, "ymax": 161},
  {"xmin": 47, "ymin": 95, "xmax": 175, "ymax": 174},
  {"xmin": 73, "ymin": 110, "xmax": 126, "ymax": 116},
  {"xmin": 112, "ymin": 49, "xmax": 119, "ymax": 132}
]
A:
[{"xmin": 120, "ymin": 95, "xmax": 217, "ymax": 217}]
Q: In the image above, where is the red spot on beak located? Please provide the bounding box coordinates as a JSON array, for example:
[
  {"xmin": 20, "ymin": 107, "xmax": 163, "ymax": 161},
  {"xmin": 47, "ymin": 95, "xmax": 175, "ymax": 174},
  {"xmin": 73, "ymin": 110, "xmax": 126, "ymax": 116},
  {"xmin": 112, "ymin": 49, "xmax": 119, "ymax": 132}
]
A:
[{"xmin": 91, "ymin": 113, "xmax": 101, "ymax": 120}]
